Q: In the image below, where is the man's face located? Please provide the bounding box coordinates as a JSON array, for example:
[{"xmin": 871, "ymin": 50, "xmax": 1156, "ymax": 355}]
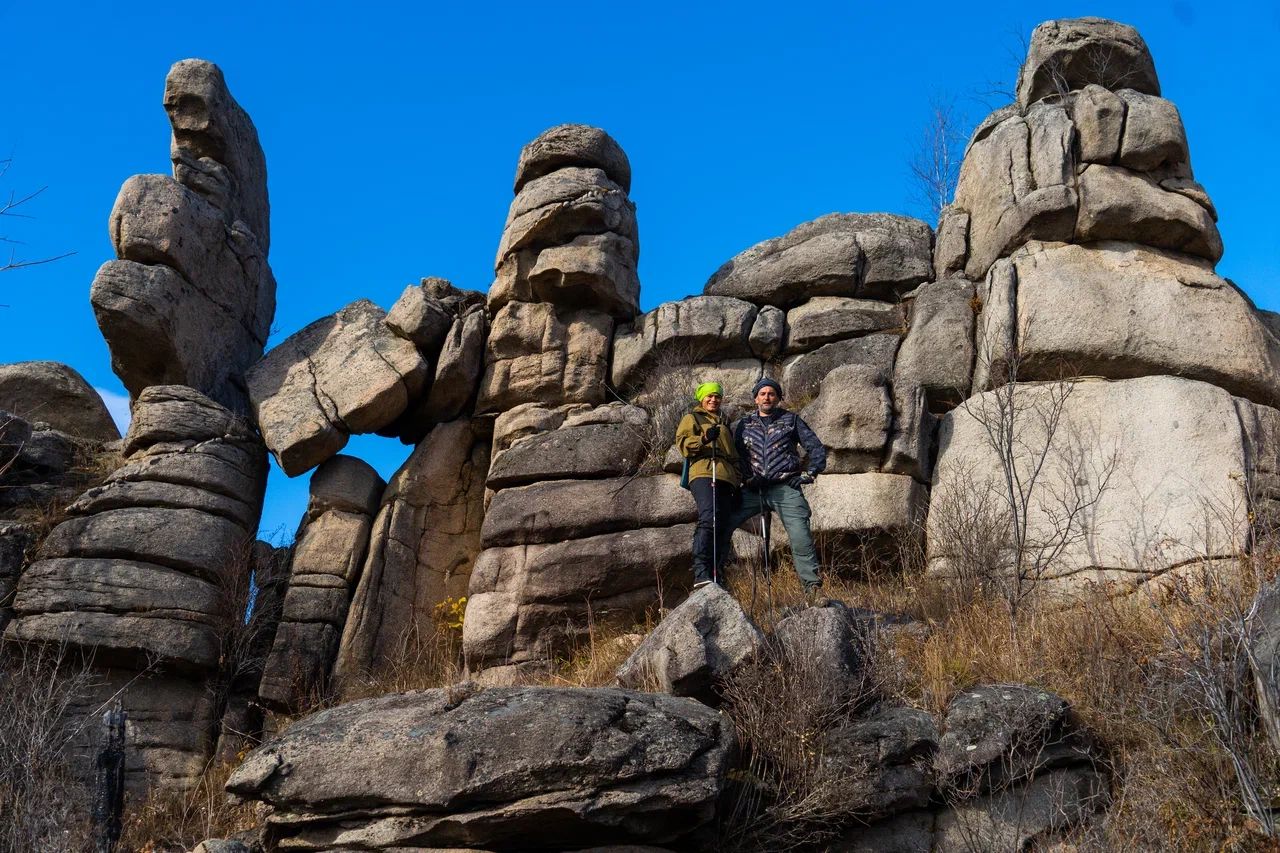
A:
[{"xmin": 755, "ymin": 386, "xmax": 779, "ymax": 414}]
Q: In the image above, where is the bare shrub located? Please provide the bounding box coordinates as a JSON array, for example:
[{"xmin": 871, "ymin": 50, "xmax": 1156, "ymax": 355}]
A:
[
  {"xmin": 0, "ymin": 642, "xmax": 97, "ymax": 853},
  {"xmin": 719, "ymin": 620, "xmax": 883, "ymax": 850}
]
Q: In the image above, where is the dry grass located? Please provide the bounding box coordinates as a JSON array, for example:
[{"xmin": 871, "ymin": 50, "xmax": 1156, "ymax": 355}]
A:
[{"xmin": 118, "ymin": 758, "xmax": 259, "ymax": 853}]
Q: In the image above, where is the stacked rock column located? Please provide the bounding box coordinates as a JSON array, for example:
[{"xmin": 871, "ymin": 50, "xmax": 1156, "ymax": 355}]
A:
[
  {"xmin": 462, "ymin": 125, "xmax": 703, "ymax": 682},
  {"xmin": 927, "ymin": 17, "xmax": 1280, "ymax": 591}
]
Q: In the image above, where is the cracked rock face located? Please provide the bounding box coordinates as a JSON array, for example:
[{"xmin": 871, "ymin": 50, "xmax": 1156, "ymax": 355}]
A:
[
  {"xmin": 226, "ymin": 686, "xmax": 733, "ymax": 850},
  {"xmin": 333, "ymin": 419, "xmax": 489, "ymax": 690},
  {"xmin": 247, "ymin": 299, "xmax": 429, "ymax": 476},
  {"xmin": 259, "ymin": 455, "xmax": 384, "ymax": 711},
  {"xmin": 91, "ymin": 59, "xmax": 275, "ymax": 416}
]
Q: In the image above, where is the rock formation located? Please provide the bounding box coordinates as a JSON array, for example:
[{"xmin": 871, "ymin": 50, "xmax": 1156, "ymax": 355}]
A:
[
  {"xmin": 258, "ymin": 455, "xmax": 383, "ymax": 710},
  {"xmin": 90, "ymin": 60, "xmax": 275, "ymax": 416},
  {"xmin": 926, "ymin": 15, "xmax": 1280, "ymax": 592},
  {"xmin": 226, "ymin": 685, "xmax": 733, "ymax": 850},
  {"xmin": 0, "ymin": 361, "xmax": 120, "ymax": 441},
  {"xmin": 5, "ymin": 386, "xmax": 267, "ymax": 787}
]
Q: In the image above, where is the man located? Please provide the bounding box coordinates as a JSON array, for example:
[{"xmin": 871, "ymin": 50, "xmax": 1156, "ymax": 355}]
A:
[
  {"xmin": 675, "ymin": 381, "xmax": 741, "ymax": 588},
  {"xmin": 730, "ymin": 377, "xmax": 827, "ymax": 597}
]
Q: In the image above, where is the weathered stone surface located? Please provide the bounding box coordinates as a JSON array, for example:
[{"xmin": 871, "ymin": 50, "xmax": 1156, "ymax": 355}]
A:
[
  {"xmin": 385, "ymin": 277, "xmax": 482, "ymax": 356},
  {"xmin": 97, "ymin": 175, "xmax": 274, "ymax": 414},
  {"xmin": 1016, "ymin": 17, "xmax": 1159, "ymax": 108},
  {"xmin": 785, "ymin": 297, "xmax": 903, "ymax": 354},
  {"xmin": 1075, "ymin": 164, "xmax": 1221, "ymax": 261},
  {"xmin": 749, "ymin": 305, "xmax": 786, "ymax": 359},
  {"xmin": 497, "ymin": 167, "xmax": 637, "ymax": 267},
  {"xmin": 514, "ymin": 124, "xmax": 632, "ymax": 194},
  {"xmin": 774, "ymin": 603, "xmax": 872, "ymax": 709},
  {"xmin": 779, "ymin": 333, "xmax": 899, "ymax": 403},
  {"xmin": 481, "ymin": 475, "xmax": 695, "ymax": 548},
  {"xmin": 894, "ymin": 279, "xmax": 975, "ymax": 412},
  {"xmin": 229, "ymin": 688, "xmax": 732, "ymax": 849},
  {"xmin": 248, "ymin": 299, "xmax": 428, "ymax": 476},
  {"xmin": 1117, "ymin": 89, "xmax": 1188, "ymax": 172},
  {"xmin": 6, "ymin": 385, "xmax": 264, "ymax": 671},
  {"xmin": 801, "ymin": 365, "xmax": 892, "ymax": 474},
  {"xmin": 414, "ymin": 303, "xmax": 488, "ymax": 430},
  {"xmin": 933, "ymin": 207, "xmax": 969, "ymax": 278},
  {"xmin": 0, "ymin": 361, "xmax": 119, "ymax": 440},
  {"xmin": 953, "ymin": 106, "xmax": 1078, "ymax": 279},
  {"xmin": 487, "ymin": 422, "xmax": 646, "ymax": 490},
  {"xmin": 929, "ymin": 377, "xmax": 1258, "ymax": 588},
  {"xmin": 935, "ymin": 766, "xmax": 1106, "ymax": 850},
  {"xmin": 936, "ymin": 684, "xmax": 1077, "ymax": 786},
  {"xmin": 616, "ymin": 584, "xmax": 764, "ymax": 702},
  {"xmin": 528, "ymin": 232, "xmax": 640, "ymax": 318},
  {"xmin": 982, "ymin": 242, "xmax": 1280, "ymax": 408},
  {"xmin": 491, "ymin": 402, "xmax": 576, "ymax": 452},
  {"xmin": 1072, "ymin": 84, "xmax": 1125, "ymax": 164},
  {"xmin": 834, "ymin": 810, "xmax": 934, "ymax": 852},
  {"xmin": 611, "ymin": 296, "xmax": 757, "ymax": 391},
  {"xmin": 803, "ymin": 473, "xmax": 926, "ymax": 538},
  {"xmin": 465, "ymin": 524, "xmax": 696, "ymax": 670},
  {"xmin": 334, "ymin": 420, "xmax": 488, "ymax": 687},
  {"xmin": 165, "ymin": 59, "xmax": 269, "ymax": 248},
  {"xmin": 885, "ymin": 383, "xmax": 938, "ymax": 484},
  {"xmin": 477, "ymin": 302, "xmax": 610, "ymax": 412},
  {"xmin": 705, "ymin": 213, "xmax": 932, "ymax": 308},
  {"xmin": 821, "ymin": 704, "xmax": 938, "ymax": 816}
]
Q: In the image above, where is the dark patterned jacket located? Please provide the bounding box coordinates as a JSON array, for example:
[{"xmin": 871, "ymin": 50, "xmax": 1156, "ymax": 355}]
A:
[{"xmin": 732, "ymin": 408, "xmax": 827, "ymax": 484}]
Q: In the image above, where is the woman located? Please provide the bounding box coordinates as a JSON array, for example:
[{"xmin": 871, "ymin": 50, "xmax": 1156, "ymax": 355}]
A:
[{"xmin": 675, "ymin": 381, "xmax": 741, "ymax": 587}]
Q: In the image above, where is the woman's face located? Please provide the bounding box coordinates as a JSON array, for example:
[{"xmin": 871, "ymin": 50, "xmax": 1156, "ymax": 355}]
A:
[{"xmin": 701, "ymin": 392, "xmax": 722, "ymax": 414}]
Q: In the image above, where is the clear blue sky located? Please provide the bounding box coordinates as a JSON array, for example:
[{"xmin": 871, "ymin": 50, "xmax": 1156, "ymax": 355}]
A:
[{"xmin": 2, "ymin": 0, "xmax": 1277, "ymax": 540}]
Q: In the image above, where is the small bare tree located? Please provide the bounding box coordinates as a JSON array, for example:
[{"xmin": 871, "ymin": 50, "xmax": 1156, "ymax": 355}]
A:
[
  {"xmin": 941, "ymin": 323, "xmax": 1119, "ymax": 619},
  {"xmin": 0, "ymin": 158, "xmax": 73, "ymax": 274},
  {"xmin": 909, "ymin": 97, "xmax": 966, "ymax": 224}
]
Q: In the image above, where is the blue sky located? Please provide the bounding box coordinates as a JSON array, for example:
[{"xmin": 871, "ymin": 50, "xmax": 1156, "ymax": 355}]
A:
[{"xmin": 2, "ymin": 0, "xmax": 1277, "ymax": 539}]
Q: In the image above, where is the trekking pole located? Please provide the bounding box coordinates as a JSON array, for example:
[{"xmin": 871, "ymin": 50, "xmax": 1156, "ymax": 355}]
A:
[
  {"xmin": 710, "ymin": 440, "xmax": 718, "ymax": 584},
  {"xmin": 761, "ymin": 490, "xmax": 775, "ymax": 615}
]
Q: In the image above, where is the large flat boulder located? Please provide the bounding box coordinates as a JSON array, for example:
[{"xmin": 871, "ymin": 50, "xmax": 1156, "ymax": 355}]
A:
[
  {"xmin": 487, "ymin": 421, "xmax": 646, "ymax": 490},
  {"xmin": 480, "ymin": 475, "xmax": 696, "ymax": 548},
  {"xmin": 248, "ymin": 299, "xmax": 429, "ymax": 476},
  {"xmin": 801, "ymin": 365, "xmax": 892, "ymax": 474},
  {"xmin": 0, "ymin": 361, "xmax": 119, "ymax": 440},
  {"xmin": 497, "ymin": 167, "xmax": 637, "ymax": 267},
  {"xmin": 610, "ymin": 296, "xmax": 758, "ymax": 391},
  {"xmin": 982, "ymin": 242, "xmax": 1279, "ymax": 406},
  {"xmin": 704, "ymin": 213, "xmax": 932, "ymax": 308},
  {"xmin": 928, "ymin": 376, "xmax": 1265, "ymax": 590},
  {"xmin": 785, "ymin": 297, "xmax": 903, "ymax": 354},
  {"xmin": 1075, "ymin": 164, "xmax": 1221, "ymax": 261},
  {"xmin": 226, "ymin": 686, "xmax": 733, "ymax": 850}
]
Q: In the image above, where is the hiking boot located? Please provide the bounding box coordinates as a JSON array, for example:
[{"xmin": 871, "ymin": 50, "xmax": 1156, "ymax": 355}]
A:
[{"xmin": 803, "ymin": 586, "xmax": 826, "ymax": 607}]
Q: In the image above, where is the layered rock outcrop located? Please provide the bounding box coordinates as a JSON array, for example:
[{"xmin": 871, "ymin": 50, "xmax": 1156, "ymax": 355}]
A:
[
  {"xmin": 90, "ymin": 60, "xmax": 275, "ymax": 416},
  {"xmin": 227, "ymin": 686, "xmax": 733, "ymax": 850},
  {"xmin": 5, "ymin": 385, "xmax": 267, "ymax": 787},
  {"xmin": 259, "ymin": 455, "xmax": 383, "ymax": 710}
]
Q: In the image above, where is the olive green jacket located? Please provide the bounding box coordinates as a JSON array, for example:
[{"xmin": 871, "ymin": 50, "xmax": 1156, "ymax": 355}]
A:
[{"xmin": 675, "ymin": 408, "xmax": 741, "ymax": 486}]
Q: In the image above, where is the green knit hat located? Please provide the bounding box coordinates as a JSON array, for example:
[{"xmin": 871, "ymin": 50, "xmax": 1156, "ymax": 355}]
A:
[{"xmin": 694, "ymin": 381, "xmax": 723, "ymax": 402}]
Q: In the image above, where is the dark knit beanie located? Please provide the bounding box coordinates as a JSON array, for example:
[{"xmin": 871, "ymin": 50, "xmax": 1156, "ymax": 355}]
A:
[{"xmin": 752, "ymin": 377, "xmax": 783, "ymax": 399}]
